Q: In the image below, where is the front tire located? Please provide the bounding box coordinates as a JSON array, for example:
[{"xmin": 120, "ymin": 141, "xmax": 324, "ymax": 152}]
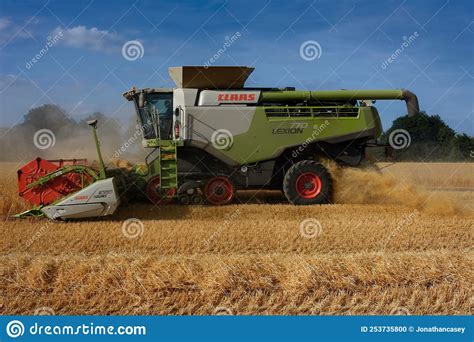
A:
[
  {"xmin": 145, "ymin": 176, "xmax": 176, "ymax": 205},
  {"xmin": 283, "ymin": 160, "xmax": 332, "ymax": 205}
]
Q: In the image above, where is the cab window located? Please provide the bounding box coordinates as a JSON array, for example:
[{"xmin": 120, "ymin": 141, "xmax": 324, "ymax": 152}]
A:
[{"xmin": 145, "ymin": 93, "xmax": 173, "ymax": 140}]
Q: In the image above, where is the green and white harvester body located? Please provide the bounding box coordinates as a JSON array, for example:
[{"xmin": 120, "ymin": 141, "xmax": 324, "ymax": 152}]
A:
[{"xmin": 123, "ymin": 66, "xmax": 419, "ymax": 206}]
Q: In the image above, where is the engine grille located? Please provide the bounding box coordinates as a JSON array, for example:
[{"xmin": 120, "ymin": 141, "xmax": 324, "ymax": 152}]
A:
[{"xmin": 264, "ymin": 107, "xmax": 359, "ymax": 118}]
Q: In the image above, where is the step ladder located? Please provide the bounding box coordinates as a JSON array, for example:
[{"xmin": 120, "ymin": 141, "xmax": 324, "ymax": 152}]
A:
[{"xmin": 159, "ymin": 144, "xmax": 178, "ymax": 192}]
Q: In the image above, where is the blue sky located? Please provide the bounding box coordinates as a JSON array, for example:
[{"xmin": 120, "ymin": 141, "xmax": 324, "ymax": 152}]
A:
[{"xmin": 0, "ymin": 0, "xmax": 472, "ymax": 134}]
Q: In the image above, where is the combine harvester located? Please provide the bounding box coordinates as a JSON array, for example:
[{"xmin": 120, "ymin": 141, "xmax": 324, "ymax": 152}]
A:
[{"xmin": 16, "ymin": 66, "xmax": 419, "ymax": 219}]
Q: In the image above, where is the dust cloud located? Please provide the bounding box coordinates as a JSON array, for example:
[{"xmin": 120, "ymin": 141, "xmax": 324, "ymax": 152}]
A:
[
  {"xmin": 328, "ymin": 163, "xmax": 469, "ymax": 215},
  {"xmin": 0, "ymin": 104, "xmax": 146, "ymax": 163}
]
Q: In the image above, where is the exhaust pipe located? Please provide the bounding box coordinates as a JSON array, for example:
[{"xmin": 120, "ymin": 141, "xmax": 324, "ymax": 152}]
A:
[{"xmin": 259, "ymin": 89, "xmax": 420, "ymax": 116}]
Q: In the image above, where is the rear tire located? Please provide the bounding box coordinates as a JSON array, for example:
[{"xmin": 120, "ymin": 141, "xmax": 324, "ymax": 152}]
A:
[{"xmin": 283, "ymin": 160, "xmax": 332, "ymax": 205}]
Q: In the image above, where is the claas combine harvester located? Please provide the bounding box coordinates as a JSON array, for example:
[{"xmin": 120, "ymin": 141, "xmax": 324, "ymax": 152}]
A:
[{"xmin": 16, "ymin": 66, "xmax": 419, "ymax": 220}]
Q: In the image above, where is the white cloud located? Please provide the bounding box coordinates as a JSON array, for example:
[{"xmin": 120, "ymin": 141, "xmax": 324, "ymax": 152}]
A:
[
  {"xmin": 0, "ymin": 17, "xmax": 11, "ymax": 31},
  {"xmin": 52, "ymin": 26, "xmax": 121, "ymax": 52},
  {"xmin": 0, "ymin": 17, "xmax": 35, "ymax": 44}
]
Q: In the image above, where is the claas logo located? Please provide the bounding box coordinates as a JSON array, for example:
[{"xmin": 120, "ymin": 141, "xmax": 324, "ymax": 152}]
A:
[{"xmin": 217, "ymin": 93, "xmax": 256, "ymax": 102}]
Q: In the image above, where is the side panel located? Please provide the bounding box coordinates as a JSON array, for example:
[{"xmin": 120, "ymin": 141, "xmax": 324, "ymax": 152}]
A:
[
  {"xmin": 230, "ymin": 106, "xmax": 382, "ymax": 164},
  {"xmin": 184, "ymin": 106, "xmax": 382, "ymax": 165},
  {"xmin": 41, "ymin": 178, "xmax": 120, "ymax": 219},
  {"xmin": 185, "ymin": 106, "xmax": 257, "ymax": 166},
  {"xmin": 188, "ymin": 106, "xmax": 256, "ymax": 139}
]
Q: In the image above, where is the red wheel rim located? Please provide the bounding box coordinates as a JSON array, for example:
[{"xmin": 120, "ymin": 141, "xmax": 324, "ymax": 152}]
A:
[
  {"xmin": 146, "ymin": 177, "xmax": 176, "ymax": 205},
  {"xmin": 204, "ymin": 177, "xmax": 234, "ymax": 205},
  {"xmin": 295, "ymin": 172, "xmax": 322, "ymax": 199}
]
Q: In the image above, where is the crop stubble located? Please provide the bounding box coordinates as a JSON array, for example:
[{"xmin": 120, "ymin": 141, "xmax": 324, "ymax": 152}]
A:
[{"xmin": 0, "ymin": 162, "xmax": 472, "ymax": 315}]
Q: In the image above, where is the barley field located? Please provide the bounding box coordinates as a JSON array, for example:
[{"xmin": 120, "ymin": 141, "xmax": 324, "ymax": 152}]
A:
[{"xmin": 0, "ymin": 162, "xmax": 472, "ymax": 315}]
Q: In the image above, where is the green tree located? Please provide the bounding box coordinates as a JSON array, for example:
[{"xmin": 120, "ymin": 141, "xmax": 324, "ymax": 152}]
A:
[
  {"xmin": 20, "ymin": 104, "xmax": 75, "ymax": 131},
  {"xmin": 452, "ymin": 134, "xmax": 474, "ymax": 160},
  {"xmin": 384, "ymin": 112, "xmax": 470, "ymax": 161}
]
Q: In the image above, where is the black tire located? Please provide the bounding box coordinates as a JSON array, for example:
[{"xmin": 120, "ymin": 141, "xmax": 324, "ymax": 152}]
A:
[
  {"xmin": 283, "ymin": 160, "xmax": 332, "ymax": 205},
  {"xmin": 178, "ymin": 194, "xmax": 191, "ymax": 205},
  {"xmin": 191, "ymin": 194, "xmax": 204, "ymax": 205}
]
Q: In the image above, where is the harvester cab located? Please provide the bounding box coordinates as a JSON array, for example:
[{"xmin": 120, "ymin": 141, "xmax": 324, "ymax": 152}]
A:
[
  {"xmin": 122, "ymin": 86, "xmax": 181, "ymax": 204},
  {"xmin": 135, "ymin": 89, "xmax": 174, "ymax": 141}
]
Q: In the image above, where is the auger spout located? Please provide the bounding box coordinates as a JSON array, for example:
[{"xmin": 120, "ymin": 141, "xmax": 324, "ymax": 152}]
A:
[{"xmin": 259, "ymin": 89, "xmax": 419, "ymax": 116}]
